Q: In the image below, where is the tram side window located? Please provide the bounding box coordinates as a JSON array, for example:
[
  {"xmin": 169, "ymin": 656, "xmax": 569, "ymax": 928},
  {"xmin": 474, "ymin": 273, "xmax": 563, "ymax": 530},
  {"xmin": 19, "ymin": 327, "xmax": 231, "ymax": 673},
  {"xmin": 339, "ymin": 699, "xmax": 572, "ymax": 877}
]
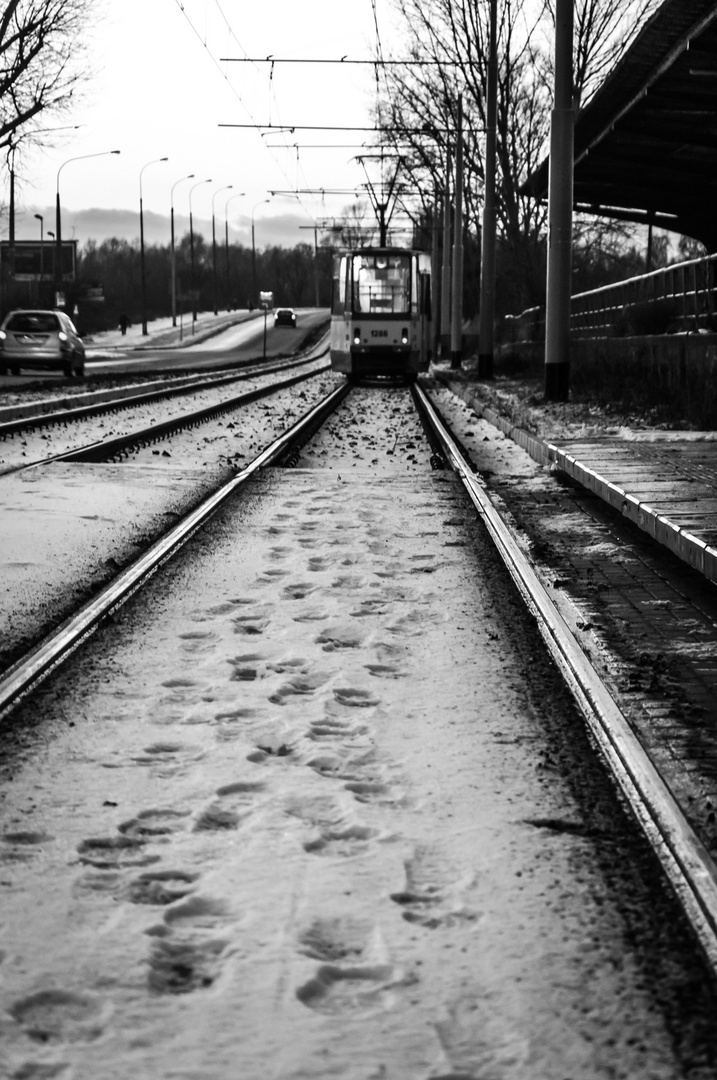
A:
[
  {"xmin": 331, "ymin": 274, "xmax": 343, "ymax": 315},
  {"xmin": 331, "ymin": 256, "xmax": 349, "ymax": 315}
]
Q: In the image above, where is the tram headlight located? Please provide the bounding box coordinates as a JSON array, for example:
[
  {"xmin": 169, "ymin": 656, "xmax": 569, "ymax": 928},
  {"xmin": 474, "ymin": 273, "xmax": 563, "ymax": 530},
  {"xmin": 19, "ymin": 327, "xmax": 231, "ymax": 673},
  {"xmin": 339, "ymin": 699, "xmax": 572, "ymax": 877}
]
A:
[
  {"xmin": 401, "ymin": 327, "xmax": 409, "ymax": 344},
  {"xmin": 353, "ymin": 330, "xmax": 361, "ymax": 345}
]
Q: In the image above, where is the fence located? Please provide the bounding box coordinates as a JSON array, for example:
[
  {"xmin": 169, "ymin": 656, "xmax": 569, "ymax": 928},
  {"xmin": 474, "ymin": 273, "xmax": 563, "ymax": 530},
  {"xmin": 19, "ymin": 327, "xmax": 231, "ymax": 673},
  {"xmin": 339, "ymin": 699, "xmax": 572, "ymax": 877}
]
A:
[{"xmin": 503, "ymin": 252, "xmax": 717, "ymax": 344}]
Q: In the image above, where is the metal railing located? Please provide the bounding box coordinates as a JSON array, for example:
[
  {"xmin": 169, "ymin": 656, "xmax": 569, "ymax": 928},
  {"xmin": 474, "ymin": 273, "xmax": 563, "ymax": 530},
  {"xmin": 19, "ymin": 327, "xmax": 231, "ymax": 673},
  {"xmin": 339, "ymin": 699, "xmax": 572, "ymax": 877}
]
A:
[{"xmin": 504, "ymin": 253, "xmax": 717, "ymax": 343}]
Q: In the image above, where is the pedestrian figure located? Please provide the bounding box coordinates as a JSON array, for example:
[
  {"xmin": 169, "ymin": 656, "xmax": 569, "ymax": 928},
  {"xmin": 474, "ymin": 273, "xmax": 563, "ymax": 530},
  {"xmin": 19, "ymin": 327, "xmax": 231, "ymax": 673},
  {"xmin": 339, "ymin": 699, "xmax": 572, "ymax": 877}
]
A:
[{"xmin": 119, "ymin": 312, "xmax": 130, "ymax": 335}]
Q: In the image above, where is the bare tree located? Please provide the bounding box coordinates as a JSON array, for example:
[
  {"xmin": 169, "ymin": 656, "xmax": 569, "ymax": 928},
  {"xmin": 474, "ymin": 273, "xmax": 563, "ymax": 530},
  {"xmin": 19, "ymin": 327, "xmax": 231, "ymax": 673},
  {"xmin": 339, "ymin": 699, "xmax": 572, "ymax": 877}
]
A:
[
  {"xmin": 544, "ymin": 0, "xmax": 661, "ymax": 107},
  {"xmin": 375, "ymin": 0, "xmax": 661, "ymax": 311},
  {"xmin": 331, "ymin": 201, "xmax": 377, "ymax": 249},
  {"xmin": 0, "ymin": 0, "xmax": 97, "ymax": 153},
  {"xmin": 374, "ymin": 0, "xmax": 552, "ymax": 309}
]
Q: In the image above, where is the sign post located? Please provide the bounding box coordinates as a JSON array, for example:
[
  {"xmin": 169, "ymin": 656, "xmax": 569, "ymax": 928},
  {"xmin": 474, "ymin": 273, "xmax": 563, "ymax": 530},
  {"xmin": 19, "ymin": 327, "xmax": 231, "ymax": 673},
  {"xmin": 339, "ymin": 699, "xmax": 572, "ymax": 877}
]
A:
[{"xmin": 259, "ymin": 291, "xmax": 272, "ymax": 360}]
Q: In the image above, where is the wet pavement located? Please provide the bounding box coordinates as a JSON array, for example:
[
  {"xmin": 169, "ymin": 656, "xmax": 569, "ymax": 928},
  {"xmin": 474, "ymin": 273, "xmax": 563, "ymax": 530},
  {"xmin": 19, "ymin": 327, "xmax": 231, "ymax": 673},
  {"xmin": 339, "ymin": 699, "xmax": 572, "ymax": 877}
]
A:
[{"xmin": 83, "ymin": 311, "xmax": 257, "ymax": 354}]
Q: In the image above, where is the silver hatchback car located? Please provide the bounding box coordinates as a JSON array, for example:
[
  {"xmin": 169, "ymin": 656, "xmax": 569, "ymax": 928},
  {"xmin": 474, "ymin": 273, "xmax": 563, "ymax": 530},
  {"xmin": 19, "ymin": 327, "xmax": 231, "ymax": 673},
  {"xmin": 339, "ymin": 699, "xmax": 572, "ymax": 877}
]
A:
[{"xmin": 0, "ymin": 309, "xmax": 86, "ymax": 377}]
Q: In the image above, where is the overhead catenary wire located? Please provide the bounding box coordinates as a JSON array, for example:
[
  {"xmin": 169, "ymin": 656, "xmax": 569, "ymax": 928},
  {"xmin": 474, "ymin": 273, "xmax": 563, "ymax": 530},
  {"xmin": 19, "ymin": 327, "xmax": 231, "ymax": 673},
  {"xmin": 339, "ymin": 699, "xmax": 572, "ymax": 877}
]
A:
[
  {"xmin": 170, "ymin": 0, "xmax": 314, "ymax": 211},
  {"xmin": 220, "ymin": 124, "xmax": 456, "ymax": 133},
  {"xmin": 171, "ymin": 0, "xmax": 438, "ymax": 236},
  {"xmin": 263, "ymin": 143, "xmax": 421, "ymax": 148},
  {"xmin": 220, "ymin": 57, "xmax": 459, "ymax": 65}
]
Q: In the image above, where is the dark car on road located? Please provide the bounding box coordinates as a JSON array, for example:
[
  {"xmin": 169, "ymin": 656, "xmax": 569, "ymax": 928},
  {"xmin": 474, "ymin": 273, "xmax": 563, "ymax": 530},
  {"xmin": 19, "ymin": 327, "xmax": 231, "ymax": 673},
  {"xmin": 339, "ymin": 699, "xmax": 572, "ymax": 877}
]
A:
[
  {"xmin": 274, "ymin": 307, "xmax": 297, "ymax": 327},
  {"xmin": 0, "ymin": 309, "xmax": 85, "ymax": 377}
]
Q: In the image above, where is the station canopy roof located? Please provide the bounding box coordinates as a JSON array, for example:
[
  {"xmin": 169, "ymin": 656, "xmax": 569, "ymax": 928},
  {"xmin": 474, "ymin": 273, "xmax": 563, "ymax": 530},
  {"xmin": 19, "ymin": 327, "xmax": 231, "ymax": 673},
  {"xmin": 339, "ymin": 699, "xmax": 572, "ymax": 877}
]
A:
[{"xmin": 524, "ymin": 0, "xmax": 717, "ymax": 250}]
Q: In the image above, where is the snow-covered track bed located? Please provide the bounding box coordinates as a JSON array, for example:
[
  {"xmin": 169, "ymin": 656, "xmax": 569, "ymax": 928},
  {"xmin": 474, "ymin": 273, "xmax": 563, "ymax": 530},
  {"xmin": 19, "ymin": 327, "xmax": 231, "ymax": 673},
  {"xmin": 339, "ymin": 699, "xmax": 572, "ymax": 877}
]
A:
[
  {"xmin": 0, "ymin": 354, "xmax": 329, "ymax": 476},
  {"xmin": 0, "ymin": 381, "xmax": 716, "ymax": 1079},
  {"xmin": 0, "ymin": 380, "xmax": 349, "ymax": 715}
]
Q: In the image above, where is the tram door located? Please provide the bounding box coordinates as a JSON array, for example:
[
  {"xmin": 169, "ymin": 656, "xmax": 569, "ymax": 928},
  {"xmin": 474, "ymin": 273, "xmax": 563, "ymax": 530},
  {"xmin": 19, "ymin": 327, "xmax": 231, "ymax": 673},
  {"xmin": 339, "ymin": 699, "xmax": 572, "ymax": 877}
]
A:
[{"xmin": 330, "ymin": 254, "xmax": 351, "ymax": 371}]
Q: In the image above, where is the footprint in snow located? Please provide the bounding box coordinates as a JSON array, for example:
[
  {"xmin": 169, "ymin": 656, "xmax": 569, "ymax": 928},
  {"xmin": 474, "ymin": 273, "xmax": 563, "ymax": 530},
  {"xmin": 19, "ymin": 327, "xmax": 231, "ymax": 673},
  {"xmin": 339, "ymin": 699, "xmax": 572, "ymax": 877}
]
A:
[
  {"xmin": 123, "ymin": 868, "xmax": 199, "ymax": 906},
  {"xmin": 192, "ymin": 779, "xmax": 266, "ymax": 832},
  {"xmin": 303, "ymin": 823, "xmax": 378, "ymax": 858},
  {"xmin": 9, "ymin": 988, "xmax": 109, "ymax": 1044},
  {"xmin": 75, "ymin": 835, "xmax": 158, "ymax": 870},
  {"xmin": 295, "ymin": 962, "xmax": 396, "ymax": 1015},
  {"xmin": 333, "ymin": 687, "xmax": 380, "ymax": 708},
  {"xmin": 118, "ymin": 807, "xmax": 189, "ymax": 840}
]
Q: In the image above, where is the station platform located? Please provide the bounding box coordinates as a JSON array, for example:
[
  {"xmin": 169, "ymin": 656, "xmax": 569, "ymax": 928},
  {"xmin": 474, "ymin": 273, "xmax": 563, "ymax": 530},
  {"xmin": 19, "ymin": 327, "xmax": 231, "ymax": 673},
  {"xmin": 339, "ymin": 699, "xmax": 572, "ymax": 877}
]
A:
[{"xmin": 435, "ymin": 369, "xmax": 717, "ymax": 587}]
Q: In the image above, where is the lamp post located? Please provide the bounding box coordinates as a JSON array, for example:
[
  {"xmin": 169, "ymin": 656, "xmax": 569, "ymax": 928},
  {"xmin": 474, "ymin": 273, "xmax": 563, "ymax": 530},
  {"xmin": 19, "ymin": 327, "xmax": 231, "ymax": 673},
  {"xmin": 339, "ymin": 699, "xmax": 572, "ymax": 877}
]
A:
[
  {"xmin": 478, "ymin": 0, "xmax": 497, "ymax": 380},
  {"xmin": 251, "ymin": 198, "xmax": 270, "ymax": 309},
  {"xmin": 34, "ymin": 214, "xmax": 44, "ymax": 297},
  {"xmin": 189, "ymin": 178, "xmax": 212, "ymax": 323},
  {"xmin": 6, "ymin": 143, "xmax": 17, "ymax": 304},
  {"xmin": 450, "ymin": 94, "xmax": 464, "ymax": 369},
  {"xmin": 170, "ymin": 173, "xmax": 194, "ymax": 327},
  {"xmin": 139, "ymin": 156, "xmax": 168, "ymax": 334},
  {"xmin": 55, "ymin": 150, "xmax": 120, "ymax": 302},
  {"xmin": 224, "ymin": 191, "xmax": 245, "ymax": 311},
  {"xmin": 212, "ymin": 185, "xmax": 232, "ymax": 315}
]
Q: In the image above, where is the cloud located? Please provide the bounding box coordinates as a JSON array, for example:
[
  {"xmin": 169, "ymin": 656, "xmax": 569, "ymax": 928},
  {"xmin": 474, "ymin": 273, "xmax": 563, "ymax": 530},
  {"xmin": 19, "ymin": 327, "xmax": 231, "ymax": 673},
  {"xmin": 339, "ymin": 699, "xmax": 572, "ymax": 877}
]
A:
[{"xmin": 12, "ymin": 207, "xmax": 314, "ymax": 250}]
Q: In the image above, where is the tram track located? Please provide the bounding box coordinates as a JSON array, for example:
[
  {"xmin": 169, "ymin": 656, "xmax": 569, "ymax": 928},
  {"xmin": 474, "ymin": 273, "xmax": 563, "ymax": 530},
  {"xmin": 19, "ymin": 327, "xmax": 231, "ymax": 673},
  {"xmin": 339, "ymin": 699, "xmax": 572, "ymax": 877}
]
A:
[
  {"xmin": 0, "ymin": 351, "xmax": 327, "ymax": 438},
  {"xmin": 0, "ymin": 355, "xmax": 331, "ymax": 474},
  {"xmin": 0, "ymin": 381, "xmax": 350, "ymax": 719},
  {"xmin": 1, "ymin": 378, "xmax": 717, "ymax": 1072},
  {"xmin": 43, "ymin": 362, "xmax": 333, "ymax": 467},
  {"xmin": 3, "ymin": 375, "xmax": 717, "ymax": 978},
  {"xmin": 415, "ymin": 383, "xmax": 717, "ymax": 974}
]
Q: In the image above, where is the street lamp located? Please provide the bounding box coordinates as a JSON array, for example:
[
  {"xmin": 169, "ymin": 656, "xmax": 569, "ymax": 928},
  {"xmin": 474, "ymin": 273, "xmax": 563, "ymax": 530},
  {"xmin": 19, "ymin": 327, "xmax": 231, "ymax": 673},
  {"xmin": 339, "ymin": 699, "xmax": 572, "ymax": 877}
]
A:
[
  {"xmin": 212, "ymin": 185, "xmax": 232, "ymax": 315},
  {"xmin": 189, "ymin": 178, "xmax": 212, "ymax": 322},
  {"xmin": 170, "ymin": 173, "xmax": 194, "ymax": 327},
  {"xmin": 140, "ymin": 156, "xmax": 168, "ymax": 334},
  {"xmin": 34, "ymin": 214, "xmax": 44, "ymax": 294},
  {"xmin": 251, "ymin": 198, "xmax": 270, "ymax": 309},
  {"xmin": 55, "ymin": 150, "xmax": 120, "ymax": 300},
  {"xmin": 224, "ymin": 191, "xmax": 245, "ymax": 311}
]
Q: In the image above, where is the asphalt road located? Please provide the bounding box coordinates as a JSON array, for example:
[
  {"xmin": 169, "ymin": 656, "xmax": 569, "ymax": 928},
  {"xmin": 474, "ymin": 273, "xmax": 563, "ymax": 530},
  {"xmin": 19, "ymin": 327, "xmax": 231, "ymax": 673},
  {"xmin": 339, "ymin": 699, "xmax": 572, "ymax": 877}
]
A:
[{"xmin": 0, "ymin": 309, "xmax": 330, "ymax": 385}]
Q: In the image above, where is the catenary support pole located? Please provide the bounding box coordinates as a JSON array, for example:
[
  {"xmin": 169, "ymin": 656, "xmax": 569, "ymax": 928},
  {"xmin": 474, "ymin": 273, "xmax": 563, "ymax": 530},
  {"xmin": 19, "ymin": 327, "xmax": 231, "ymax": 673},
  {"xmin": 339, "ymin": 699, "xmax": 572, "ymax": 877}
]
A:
[
  {"xmin": 431, "ymin": 199, "xmax": 440, "ymax": 360},
  {"xmin": 450, "ymin": 95, "xmax": 464, "ymax": 369},
  {"xmin": 440, "ymin": 153, "xmax": 452, "ymax": 359},
  {"xmin": 544, "ymin": 0, "xmax": 574, "ymax": 401},
  {"xmin": 478, "ymin": 0, "xmax": 498, "ymax": 379}
]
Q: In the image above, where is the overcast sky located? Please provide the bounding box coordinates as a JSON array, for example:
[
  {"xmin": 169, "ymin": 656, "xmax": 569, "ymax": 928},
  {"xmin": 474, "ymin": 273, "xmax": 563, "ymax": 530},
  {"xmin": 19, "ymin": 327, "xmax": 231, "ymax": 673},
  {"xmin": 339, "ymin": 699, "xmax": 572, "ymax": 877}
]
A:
[{"xmin": 13, "ymin": 0, "xmax": 403, "ymax": 248}]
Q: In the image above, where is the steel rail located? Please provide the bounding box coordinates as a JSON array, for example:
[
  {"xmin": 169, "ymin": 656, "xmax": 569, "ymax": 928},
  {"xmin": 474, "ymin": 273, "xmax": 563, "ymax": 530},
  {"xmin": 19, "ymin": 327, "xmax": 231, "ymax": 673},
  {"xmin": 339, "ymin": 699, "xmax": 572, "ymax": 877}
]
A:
[
  {"xmin": 6, "ymin": 363, "xmax": 331, "ymax": 472},
  {"xmin": 415, "ymin": 382, "xmax": 717, "ymax": 972},
  {"xmin": 0, "ymin": 350, "xmax": 329, "ymax": 439},
  {"xmin": 56, "ymin": 363, "xmax": 332, "ymax": 464},
  {"xmin": 0, "ymin": 380, "xmax": 352, "ymax": 720}
]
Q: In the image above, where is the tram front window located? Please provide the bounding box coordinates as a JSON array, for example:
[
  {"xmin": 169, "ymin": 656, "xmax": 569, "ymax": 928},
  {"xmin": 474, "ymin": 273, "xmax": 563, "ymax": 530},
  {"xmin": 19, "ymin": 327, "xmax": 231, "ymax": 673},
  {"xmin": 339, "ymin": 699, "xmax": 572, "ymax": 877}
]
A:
[{"xmin": 354, "ymin": 253, "xmax": 411, "ymax": 314}]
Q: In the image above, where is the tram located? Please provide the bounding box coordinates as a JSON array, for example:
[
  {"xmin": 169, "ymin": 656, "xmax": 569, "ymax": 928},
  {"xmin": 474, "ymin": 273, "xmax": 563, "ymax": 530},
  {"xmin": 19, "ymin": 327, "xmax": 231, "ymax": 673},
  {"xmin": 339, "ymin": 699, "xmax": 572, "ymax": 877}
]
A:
[{"xmin": 330, "ymin": 247, "xmax": 432, "ymax": 381}]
